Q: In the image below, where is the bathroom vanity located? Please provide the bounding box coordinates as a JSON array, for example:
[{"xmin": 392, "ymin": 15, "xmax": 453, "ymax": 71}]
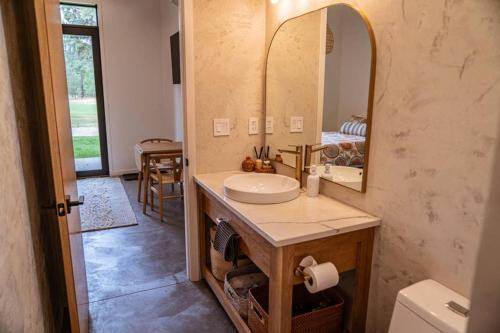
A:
[{"xmin": 195, "ymin": 172, "xmax": 380, "ymax": 333}]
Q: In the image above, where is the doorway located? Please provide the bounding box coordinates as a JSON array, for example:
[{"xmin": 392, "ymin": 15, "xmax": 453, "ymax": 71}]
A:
[{"xmin": 61, "ymin": 3, "xmax": 109, "ymax": 177}]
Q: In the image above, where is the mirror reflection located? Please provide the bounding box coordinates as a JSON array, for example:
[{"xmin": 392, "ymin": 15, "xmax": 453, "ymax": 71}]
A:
[{"xmin": 265, "ymin": 4, "xmax": 375, "ymax": 192}]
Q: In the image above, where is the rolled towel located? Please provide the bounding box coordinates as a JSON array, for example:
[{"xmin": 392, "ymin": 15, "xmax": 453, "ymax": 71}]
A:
[{"xmin": 213, "ymin": 220, "xmax": 240, "ymax": 267}]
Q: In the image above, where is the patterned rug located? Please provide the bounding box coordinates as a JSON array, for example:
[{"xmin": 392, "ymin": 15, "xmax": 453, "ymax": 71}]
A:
[{"xmin": 77, "ymin": 177, "xmax": 138, "ymax": 232}]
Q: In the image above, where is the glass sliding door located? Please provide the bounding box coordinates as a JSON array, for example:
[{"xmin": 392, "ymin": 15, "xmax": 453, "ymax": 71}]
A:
[{"xmin": 61, "ymin": 3, "xmax": 109, "ymax": 177}]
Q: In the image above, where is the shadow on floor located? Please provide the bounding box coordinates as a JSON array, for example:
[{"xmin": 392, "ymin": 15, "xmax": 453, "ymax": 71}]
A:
[{"xmin": 84, "ymin": 178, "xmax": 236, "ymax": 332}]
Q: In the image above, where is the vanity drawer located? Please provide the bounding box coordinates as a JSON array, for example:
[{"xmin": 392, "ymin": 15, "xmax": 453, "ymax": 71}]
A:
[{"xmin": 201, "ymin": 189, "xmax": 272, "ymax": 276}]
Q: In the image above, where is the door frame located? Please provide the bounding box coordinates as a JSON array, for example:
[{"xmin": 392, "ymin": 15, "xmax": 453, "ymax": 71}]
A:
[
  {"xmin": 62, "ymin": 16, "xmax": 109, "ymax": 177},
  {"xmin": 180, "ymin": 0, "xmax": 200, "ymax": 281}
]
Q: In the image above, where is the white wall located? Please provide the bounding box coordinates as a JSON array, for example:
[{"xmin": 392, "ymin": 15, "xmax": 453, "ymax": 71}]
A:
[
  {"xmin": 80, "ymin": 0, "xmax": 180, "ymax": 175},
  {"xmin": 161, "ymin": 0, "xmax": 184, "ymax": 142}
]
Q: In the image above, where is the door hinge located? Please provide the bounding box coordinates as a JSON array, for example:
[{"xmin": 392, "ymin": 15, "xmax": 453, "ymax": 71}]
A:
[{"xmin": 185, "ymin": 158, "xmax": 189, "ymax": 167}]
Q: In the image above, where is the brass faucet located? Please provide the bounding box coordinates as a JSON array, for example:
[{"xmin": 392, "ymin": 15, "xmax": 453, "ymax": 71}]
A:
[
  {"xmin": 304, "ymin": 143, "xmax": 328, "ymax": 168},
  {"xmin": 278, "ymin": 145, "xmax": 303, "ymax": 185}
]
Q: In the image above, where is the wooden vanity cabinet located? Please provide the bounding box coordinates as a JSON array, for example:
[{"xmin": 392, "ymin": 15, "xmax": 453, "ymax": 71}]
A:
[{"xmin": 197, "ymin": 186, "xmax": 375, "ymax": 333}]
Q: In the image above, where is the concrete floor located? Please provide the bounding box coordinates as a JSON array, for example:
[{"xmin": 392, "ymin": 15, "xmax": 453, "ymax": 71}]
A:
[
  {"xmin": 83, "ymin": 179, "xmax": 236, "ymax": 332},
  {"xmin": 75, "ymin": 157, "xmax": 102, "ymax": 172}
]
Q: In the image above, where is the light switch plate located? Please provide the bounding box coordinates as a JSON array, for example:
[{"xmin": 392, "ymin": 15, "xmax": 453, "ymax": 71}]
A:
[
  {"xmin": 265, "ymin": 117, "xmax": 274, "ymax": 134},
  {"xmin": 213, "ymin": 118, "xmax": 230, "ymax": 136},
  {"xmin": 290, "ymin": 116, "xmax": 304, "ymax": 133},
  {"xmin": 248, "ymin": 117, "xmax": 259, "ymax": 135}
]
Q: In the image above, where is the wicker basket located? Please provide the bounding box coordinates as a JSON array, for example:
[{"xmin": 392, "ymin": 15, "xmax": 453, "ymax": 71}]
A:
[
  {"xmin": 209, "ymin": 227, "xmax": 251, "ymax": 281},
  {"xmin": 248, "ymin": 284, "xmax": 344, "ymax": 333},
  {"xmin": 224, "ymin": 264, "xmax": 268, "ymax": 319}
]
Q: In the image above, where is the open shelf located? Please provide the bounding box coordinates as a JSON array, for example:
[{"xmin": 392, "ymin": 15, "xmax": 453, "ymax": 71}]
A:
[{"xmin": 203, "ymin": 266, "xmax": 252, "ymax": 333}]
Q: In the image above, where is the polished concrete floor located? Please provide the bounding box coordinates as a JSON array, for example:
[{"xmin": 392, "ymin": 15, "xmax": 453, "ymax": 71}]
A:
[{"xmin": 83, "ymin": 178, "xmax": 236, "ymax": 332}]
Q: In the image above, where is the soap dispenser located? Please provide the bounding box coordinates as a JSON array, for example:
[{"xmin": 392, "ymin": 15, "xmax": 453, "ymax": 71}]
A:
[{"xmin": 307, "ymin": 165, "xmax": 320, "ymax": 197}]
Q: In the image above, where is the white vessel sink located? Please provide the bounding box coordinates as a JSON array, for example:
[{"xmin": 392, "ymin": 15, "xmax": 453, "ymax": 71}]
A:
[{"xmin": 223, "ymin": 173, "xmax": 300, "ymax": 204}]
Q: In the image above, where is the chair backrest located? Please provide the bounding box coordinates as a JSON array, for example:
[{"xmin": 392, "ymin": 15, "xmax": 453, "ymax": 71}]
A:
[{"xmin": 140, "ymin": 138, "xmax": 173, "ymax": 144}]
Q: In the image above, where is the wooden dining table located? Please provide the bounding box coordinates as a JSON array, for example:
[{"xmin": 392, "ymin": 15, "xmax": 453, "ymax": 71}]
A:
[{"xmin": 135, "ymin": 141, "xmax": 183, "ymax": 213}]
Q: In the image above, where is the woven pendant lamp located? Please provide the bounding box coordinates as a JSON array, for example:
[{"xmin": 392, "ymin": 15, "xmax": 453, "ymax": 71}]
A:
[{"xmin": 326, "ymin": 24, "xmax": 334, "ymax": 54}]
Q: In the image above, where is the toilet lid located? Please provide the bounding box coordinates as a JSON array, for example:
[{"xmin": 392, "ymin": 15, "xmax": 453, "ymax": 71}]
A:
[{"xmin": 397, "ymin": 279, "xmax": 469, "ymax": 333}]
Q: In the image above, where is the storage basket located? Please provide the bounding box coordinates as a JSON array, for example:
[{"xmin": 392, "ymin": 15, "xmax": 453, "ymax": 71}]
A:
[
  {"xmin": 209, "ymin": 227, "xmax": 250, "ymax": 281},
  {"xmin": 248, "ymin": 284, "xmax": 344, "ymax": 333},
  {"xmin": 224, "ymin": 264, "xmax": 268, "ymax": 319}
]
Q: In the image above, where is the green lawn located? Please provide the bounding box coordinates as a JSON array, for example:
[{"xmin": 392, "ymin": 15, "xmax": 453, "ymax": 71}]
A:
[
  {"xmin": 70, "ymin": 99, "xmax": 98, "ymax": 128},
  {"xmin": 73, "ymin": 136, "xmax": 101, "ymax": 158},
  {"xmin": 70, "ymin": 99, "xmax": 101, "ymax": 158}
]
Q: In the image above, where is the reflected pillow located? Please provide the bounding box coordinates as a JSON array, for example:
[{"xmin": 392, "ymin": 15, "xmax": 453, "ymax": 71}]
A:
[{"xmin": 340, "ymin": 121, "xmax": 367, "ymax": 137}]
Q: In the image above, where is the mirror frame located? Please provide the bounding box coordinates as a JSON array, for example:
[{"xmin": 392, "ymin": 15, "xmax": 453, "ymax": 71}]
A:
[{"xmin": 264, "ymin": 3, "xmax": 377, "ymax": 193}]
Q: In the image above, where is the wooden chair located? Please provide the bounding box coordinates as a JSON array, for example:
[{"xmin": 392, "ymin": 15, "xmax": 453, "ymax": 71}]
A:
[
  {"xmin": 140, "ymin": 138, "xmax": 173, "ymax": 144},
  {"xmin": 135, "ymin": 138, "xmax": 174, "ymax": 202},
  {"xmin": 149, "ymin": 153, "xmax": 183, "ymax": 222}
]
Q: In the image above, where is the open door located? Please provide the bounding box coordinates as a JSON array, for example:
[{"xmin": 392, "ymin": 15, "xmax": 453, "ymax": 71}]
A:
[{"xmin": 33, "ymin": 0, "xmax": 89, "ymax": 331}]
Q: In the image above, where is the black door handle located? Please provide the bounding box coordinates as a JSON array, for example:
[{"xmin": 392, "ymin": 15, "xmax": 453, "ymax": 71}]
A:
[{"xmin": 66, "ymin": 195, "xmax": 84, "ymax": 214}]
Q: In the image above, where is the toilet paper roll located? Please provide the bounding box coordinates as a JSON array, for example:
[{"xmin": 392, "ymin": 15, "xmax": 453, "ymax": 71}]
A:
[{"xmin": 304, "ymin": 262, "xmax": 339, "ymax": 293}]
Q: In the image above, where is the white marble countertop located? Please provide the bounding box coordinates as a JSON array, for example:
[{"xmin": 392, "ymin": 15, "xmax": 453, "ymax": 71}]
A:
[{"xmin": 194, "ymin": 171, "xmax": 381, "ymax": 247}]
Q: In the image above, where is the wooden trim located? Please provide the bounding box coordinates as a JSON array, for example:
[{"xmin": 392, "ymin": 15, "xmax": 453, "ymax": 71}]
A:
[
  {"xmin": 32, "ymin": 0, "xmax": 90, "ymax": 331},
  {"xmin": 180, "ymin": 0, "xmax": 200, "ymax": 281},
  {"xmin": 351, "ymin": 229, "xmax": 375, "ymax": 333},
  {"xmin": 268, "ymin": 246, "xmax": 295, "ymax": 332}
]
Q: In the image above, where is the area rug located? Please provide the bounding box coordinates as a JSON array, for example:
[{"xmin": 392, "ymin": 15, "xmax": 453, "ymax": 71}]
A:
[{"xmin": 77, "ymin": 177, "xmax": 138, "ymax": 232}]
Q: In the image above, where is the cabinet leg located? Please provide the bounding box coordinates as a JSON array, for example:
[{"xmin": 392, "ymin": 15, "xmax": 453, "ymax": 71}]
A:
[
  {"xmin": 268, "ymin": 246, "xmax": 294, "ymax": 333},
  {"xmin": 351, "ymin": 230, "xmax": 375, "ymax": 333}
]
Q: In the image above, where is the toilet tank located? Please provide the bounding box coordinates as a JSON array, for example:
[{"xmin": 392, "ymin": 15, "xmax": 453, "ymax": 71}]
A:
[{"xmin": 388, "ymin": 279, "xmax": 469, "ymax": 333}]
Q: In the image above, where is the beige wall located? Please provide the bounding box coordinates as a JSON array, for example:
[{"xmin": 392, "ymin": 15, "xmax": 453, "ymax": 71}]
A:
[
  {"xmin": 268, "ymin": 1, "xmax": 500, "ymax": 332},
  {"xmin": 192, "ymin": 0, "xmax": 266, "ymax": 174},
  {"xmin": 0, "ymin": 12, "xmax": 46, "ymax": 332}
]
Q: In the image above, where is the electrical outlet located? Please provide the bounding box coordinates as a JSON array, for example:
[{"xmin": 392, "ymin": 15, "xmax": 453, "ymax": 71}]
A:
[
  {"xmin": 213, "ymin": 118, "xmax": 230, "ymax": 136},
  {"xmin": 290, "ymin": 116, "xmax": 304, "ymax": 133},
  {"xmin": 265, "ymin": 117, "xmax": 274, "ymax": 134},
  {"xmin": 248, "ymin": 117, "xmax": 259, "ymax": 135}
]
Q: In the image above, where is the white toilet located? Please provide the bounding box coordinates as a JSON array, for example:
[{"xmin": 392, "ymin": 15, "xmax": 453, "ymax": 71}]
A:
[{"xmin": 388, "ymin": 279, "xmax": 470, "ymax": 333}]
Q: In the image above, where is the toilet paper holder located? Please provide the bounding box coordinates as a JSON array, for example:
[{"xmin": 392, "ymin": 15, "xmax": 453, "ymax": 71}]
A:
[
  {"xmin": 295, "ymin": 255, "xmax": 318, "ymax": 282},
  {"xmin": 295, "ymin": 265, "xmax": 312, "ymax": 282}
]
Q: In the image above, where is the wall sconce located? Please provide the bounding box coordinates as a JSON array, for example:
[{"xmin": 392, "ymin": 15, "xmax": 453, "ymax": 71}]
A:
[{"xmin": 270, "ymin": 0, "xmax": 279, "ymax": 4}]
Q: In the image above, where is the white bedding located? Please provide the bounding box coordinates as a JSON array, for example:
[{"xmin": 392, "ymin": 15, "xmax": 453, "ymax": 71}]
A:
[{"xmin": 321, "ymin": 131, "xmax": 365, "ymax": 145}]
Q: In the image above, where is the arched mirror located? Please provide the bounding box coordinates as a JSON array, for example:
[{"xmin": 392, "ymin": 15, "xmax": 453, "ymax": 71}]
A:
[{"xmin": 265, "ymin": 4, "xmax": 376, "ymax": 192}]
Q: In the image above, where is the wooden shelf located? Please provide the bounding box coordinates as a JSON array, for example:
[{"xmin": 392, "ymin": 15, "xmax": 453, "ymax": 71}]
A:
[{"xmin": 203, "ymin": 266, "xmax": 252, "ymax": 333}]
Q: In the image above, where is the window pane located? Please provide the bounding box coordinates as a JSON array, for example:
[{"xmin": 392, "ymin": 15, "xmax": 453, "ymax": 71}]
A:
[
  {"xmin": 63, "ymin": 34, "xmax": 103, "ymax": 172},
  {"xmin": 60, "ymin": 4, "xmax": 97, "ymax": 26}
]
